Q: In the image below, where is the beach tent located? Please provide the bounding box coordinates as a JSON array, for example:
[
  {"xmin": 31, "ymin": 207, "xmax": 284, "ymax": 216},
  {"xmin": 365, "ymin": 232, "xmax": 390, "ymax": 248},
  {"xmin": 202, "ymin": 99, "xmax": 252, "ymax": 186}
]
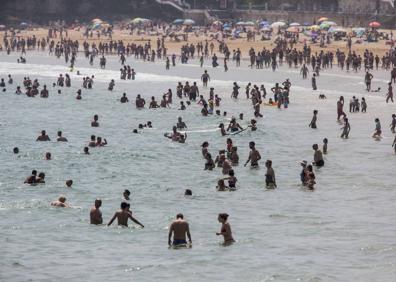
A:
[
  {"xmin": 183, "ymin": 19, "xmax": 195, "ymax": 25},
  {"xmin": 369, "ymin": 21, "xmax": 381, "ymax": 28}
]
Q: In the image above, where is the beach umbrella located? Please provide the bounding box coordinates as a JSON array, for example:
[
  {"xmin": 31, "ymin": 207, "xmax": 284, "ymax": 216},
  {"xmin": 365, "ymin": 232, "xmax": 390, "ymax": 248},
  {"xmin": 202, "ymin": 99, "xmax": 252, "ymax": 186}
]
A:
[
  {"xmin": 0, "ymin": 25, "xmax": 6, "ymax": 29},
  {"xmin": 303, "ymin": 22, "xmax": 311, "ymax": 26},
  {"xmin": 223, "ymin": 23, "xmax": 231, "ymax": 28},
  {"xmin": 173, "ymin": 19, "xmax": 184, "ymax": 25},
  {"xmin": 260, "ymin": 26, "xmax": 272, "ymax": 32},
  {"xmin": 20, "ymin": 22, "xmax": 28, "ymax": 26},
  {"xmin": 236, "ymin": 21, "xmax": 245, "ymax": 26},
  {"xmin": 259, "ymin": 21, "xmax": 269, "ymax": 26},
  {"xmin": 310, "ymin": 25, "xmax": 320, "ymax": 31},
  {"xmin": 320, "ymin": 22, "xmax": 331, "ymax": 30},
  {"xmin": 289, "ymin": 22, "xmax": 301, "ymax": 27},
  {"xmin": 287, "ymin": 26, "xmax": 299, "ymax": 33},
  {"xmin": 369, "ymin": 21, "xmax": 381, "ymax": 28},
  {"xmin": 183, "ymin": 19, "xmax": 195, "ymax": 25},
  {"xmin": 92, "ymin": 18, "xmax": 102, "ymax": 24},
  {"xmin": 317, "ymin": 17, "xmax": 328, "ymax": 23},
  {"xmin": 325, "ymin": 21, "xmax": 337, "ymax": 26},
  {"xmin": 212, "ymin": 20, "xmax": 222, "ymax": 25},
  {"xmin": 328, "ymin": 26, "xmax": 345, "ymax": 33},
  {"xmin": 91, "ymin": 23, "xmax": 102, "ymax": 30},
  {"xmin": 271, "ymin": 21, "xmax": 286, "ymax": 28},
  {"xmin": 244, "ymin": 21, "xmax": 255, "ymax": 26}
]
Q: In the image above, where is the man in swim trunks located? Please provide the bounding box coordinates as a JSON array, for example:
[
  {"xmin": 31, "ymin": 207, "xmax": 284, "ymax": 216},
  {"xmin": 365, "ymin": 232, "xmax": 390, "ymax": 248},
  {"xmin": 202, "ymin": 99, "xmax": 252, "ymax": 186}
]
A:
[
  {"xmin": 168, "ymin": 213, "xmax": 192, "ymax": 246},
  {"xmin": 90, "ymin": 199, "xmax": 103, "ymax": 225},
  {"xmin": 312, "ymin": 144, "xmax": 324, "ymax": 167},
  {"xmin": 36, "ymin": 130, "xmax": 50, "ymax": 141},
  {"xmin": 244, "ymin": 141, "xmax": 261, "ymax": 167},
  {"xmin": 107, "ymin": 202, "xmax": 144, "ymax": 228}
]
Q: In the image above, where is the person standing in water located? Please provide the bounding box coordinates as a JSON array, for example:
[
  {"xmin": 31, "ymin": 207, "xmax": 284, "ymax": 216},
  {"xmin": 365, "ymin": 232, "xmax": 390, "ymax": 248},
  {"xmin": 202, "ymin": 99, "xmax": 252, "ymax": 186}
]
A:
[
  {"xmin": 390, "ymin": 114, "xmax": 396, "ymax": 133},
  {"xmin": 216, "ymin": 213, "xmax": 235, "ymax": 245},
  {"xmin": 364, "ymin": 71, "xmax": 373, "ymax": 91},
  {"xmin": 312, "ymin": 73, "xmax": 317, "ymax": 90},
  {"xmin": 244, "ymin": 141, "xmax": 261, "ymax": 167},
  {"xmin": 386, "ymin": 82, "xmax": 394, "ymax": 103},
  {"xmin": 168, "ymin": 213, "xmax": 192, "ymax": 246},
  {"xmin": 372, "ymin": 118, "xmax": 382, "ymax": 139},
  {"xmin": 90, "ymin": 199, "xmax": 103, "ymax": 225},
  {"xmin": 337, "ymin": 96, "xmax": 346, "ymax": 121},
  {"xmin": 201, "ymin": 70, "xmax": 210, "ymax": 87},
  {"xmin": 107, "ymin": 202, "xmax": 144, "ymax": 228},
  {"xmin": 309, "ymin": 110, "xmax": 318, "ymax": 129},
  {"xmin": 265, "ymin": 160, "xmax": 277, "ymax": 189},
  {"xmin": 341, "ymin": 118, "xmax": 351, "ymax": 139},
  {"xmin": 312, "ymin": 144, "xmax": 324, "ymax": 167}
]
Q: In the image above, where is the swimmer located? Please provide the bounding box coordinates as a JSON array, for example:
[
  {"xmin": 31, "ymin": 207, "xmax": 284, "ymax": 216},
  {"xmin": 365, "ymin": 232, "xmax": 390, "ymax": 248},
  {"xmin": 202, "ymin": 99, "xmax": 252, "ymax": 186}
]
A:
[
  {"xmin": 168, "ymin": 213, "xmax": 192, "ymax": 246},
  {"xmin": 13, "ymin": 147, "xmax": 19, "ymax": 154},
  {"xmin": 184, "ymin": 189, "xmax": 192, "ymax": 196},
  {"xmin": 312, "ymin": 144, "xmax": 324, "ymax": 167},
  {"xmin": 57, "ymin": 131, "xmax": 68, "ymax": 142},
  {"xmin": 36, "ymin": 172, "xmax": 45, "ymax": 184},
  {"xmin": 135, "ymin": 94, "xmax": 146, "ymax": 108},
  {"xmin": 24, "ymin": 170, "xmax": 37, "ymax": 184},
  {"xmin": 390, "ymin": 114, "xmax": 396, "ymax": 133},
  {"xmin": 201, "ymin": 141, "xmax": 209, "ymax": 158},
  {"xmin": 306, "ymin": 165, "xmax": 316, "ymax": 189},
  {"xmin": 216, "ymin": 179, "xmax": 229, "ymax": 191},
  {"xmin": 323, "ymin": 138, "xmax": 328, "ymax": 154},
  {"xmin": 66, "ymin": 180, "xmax": 73, "ymax": 188},
  {"xmin": 300, "ymin": 160, "xmax": 308, "ymax": 185},
  {"xmin": 341, "ymin": 118, "xmax": 351, "ymax": 139},
  {"xmin": 178, "ymin": 133, "xmax": 187, "ymax": 143},
  {"xmin": 90, "ymin": 199, "xmax": 103, "ymax": 225},
  {"xmin": 392, "ymin": 135, "xmax": 396, "ymax": 153},
  {"xmin": 76, "ymin": 89, "xmax": 82, "ymax": 100},
  {"xmin": 149, "ymin": 96, "xmax": 160, "ymax": 108},
  {"xmin": 176, "ymin": 117, "xmax": 187, "ymax": 130},
  {"xmin": 216, "ymin": 213, "xmax": 235, "ymax": 245},
  {"xmin": 265, "ymin": 160, "xmax": 277, "ymax": 189},
  {"xmin": 309, "ymin": 110, "xmax": 318, "ymax": 129},
  {"xmin": 319, "ymin": 94, "xmax": 327, "ymax": 99},
  {"xmin": 244, "ymin": 141, "xmax": 261, "ymax": 167},
  {"xmin": 107, "ymin": 202, "xmax": 144, "ymax": 228},
  {"xmin": 224, "ymin": 169, "xmax": 237, "ymax": 189},
  {"xmin": 230, "ymin": 147, "xmax": 239, "ymax": 166},
  {"xmin": 36, "ymin": 130, "xmax": 50, "ymax": 141},
  {"xmin": 120, "ymin": 93, "xmax": 129, "ymax": 103},
  {"xmin": 219, "ymin": 123, "xmax": 228, "ymax": 136},
  {"xmin": 179, "ymin": 101, "xmax": 186, "ymax": 110},
  {"xmin": 83, "ymin": 147, "xmax": 90, "ymax": 154},
  {"xmin": 123, "ymin": 190, "xmax": 131, "ymax": 201},
  {"xmin": 96, "ymin": 137, "xmax": 107, "ymax": 147},
  {"xmin": 45, "ymin": 152, "xmax": 51, "ymax": 160},
  {"xmin": 204, "ymin": 153, "xmax": 215, "ymax": 170},
  {"xmin": 88, "ymin": 135, "xmax": 96, "ymax": 147},
  {"xmin": 249, "ymin": 119, "xmax": 257, "ymax": 131},
  {"xmin": 91, "ymin": 115, "xmax": 99, "ymax": 127},
  {"xmin": 372, "ymin": 118, "xmax": 382, "ymax": 139},
  {"xmin": 227, "ymin": 117, "xmax": 243, "ymax": 132},
  {"xmin": 51, "ymin": 196, "xmax": 70, "ymax": 208}
]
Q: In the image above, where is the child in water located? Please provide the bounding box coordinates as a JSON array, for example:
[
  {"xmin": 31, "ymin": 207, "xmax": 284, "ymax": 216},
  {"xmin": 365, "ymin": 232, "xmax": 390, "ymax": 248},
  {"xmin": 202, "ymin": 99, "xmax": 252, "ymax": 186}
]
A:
[
  {"xmin": 322, "ymin": 138, "xmax": 328, "ymax": 154},
  {"xmin": 216, "ymin": 179, "xmax": 228, "ymax": 191},
  {"xmin": 309, "ymin": 110, "xmax": 318, "ymax": 129}
]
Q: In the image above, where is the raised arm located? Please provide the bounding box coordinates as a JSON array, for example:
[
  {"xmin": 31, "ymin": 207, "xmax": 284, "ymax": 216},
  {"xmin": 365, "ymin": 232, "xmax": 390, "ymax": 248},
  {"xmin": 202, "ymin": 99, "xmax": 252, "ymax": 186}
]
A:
[{"xmin": 168, "ymin": 223, "xmax": 174, "ymax": 245}]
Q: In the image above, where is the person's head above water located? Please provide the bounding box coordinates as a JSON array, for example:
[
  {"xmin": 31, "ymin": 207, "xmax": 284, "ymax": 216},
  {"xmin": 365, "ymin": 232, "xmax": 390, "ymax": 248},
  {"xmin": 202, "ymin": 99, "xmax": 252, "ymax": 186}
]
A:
[
  {"xmin": 13, "ymin": 147, "xmax": 19, "ymax": 154},
  {"xmin": 176, "ymin": 213, "xmax": 184, "ymax": 219},
  {"xmin": 184, "ymin": 189, "xmax": 192, "ymax": 196}
]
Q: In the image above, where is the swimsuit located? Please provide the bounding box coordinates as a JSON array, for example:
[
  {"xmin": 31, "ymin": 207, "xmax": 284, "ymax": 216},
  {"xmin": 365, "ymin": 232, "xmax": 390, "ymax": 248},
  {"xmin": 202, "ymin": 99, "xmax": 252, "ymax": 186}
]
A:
[{"xmin": 173, "ymin": 239, "xmax": 187, "ymax": 245}]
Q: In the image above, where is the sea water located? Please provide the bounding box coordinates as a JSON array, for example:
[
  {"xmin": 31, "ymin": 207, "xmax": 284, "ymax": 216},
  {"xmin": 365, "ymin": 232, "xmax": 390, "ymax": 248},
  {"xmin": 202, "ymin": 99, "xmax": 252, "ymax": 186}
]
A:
[{"xmin": 0, "ymin": 52, "xmax": 395, "ymax": 282}]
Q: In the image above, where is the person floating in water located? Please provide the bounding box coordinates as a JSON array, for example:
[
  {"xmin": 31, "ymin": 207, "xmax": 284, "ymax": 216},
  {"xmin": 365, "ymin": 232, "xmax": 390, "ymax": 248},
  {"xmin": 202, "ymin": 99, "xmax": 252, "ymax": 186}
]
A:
[{"xmin": 168, "ymin": 213, "xmax": 192, "ymax": 246}]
